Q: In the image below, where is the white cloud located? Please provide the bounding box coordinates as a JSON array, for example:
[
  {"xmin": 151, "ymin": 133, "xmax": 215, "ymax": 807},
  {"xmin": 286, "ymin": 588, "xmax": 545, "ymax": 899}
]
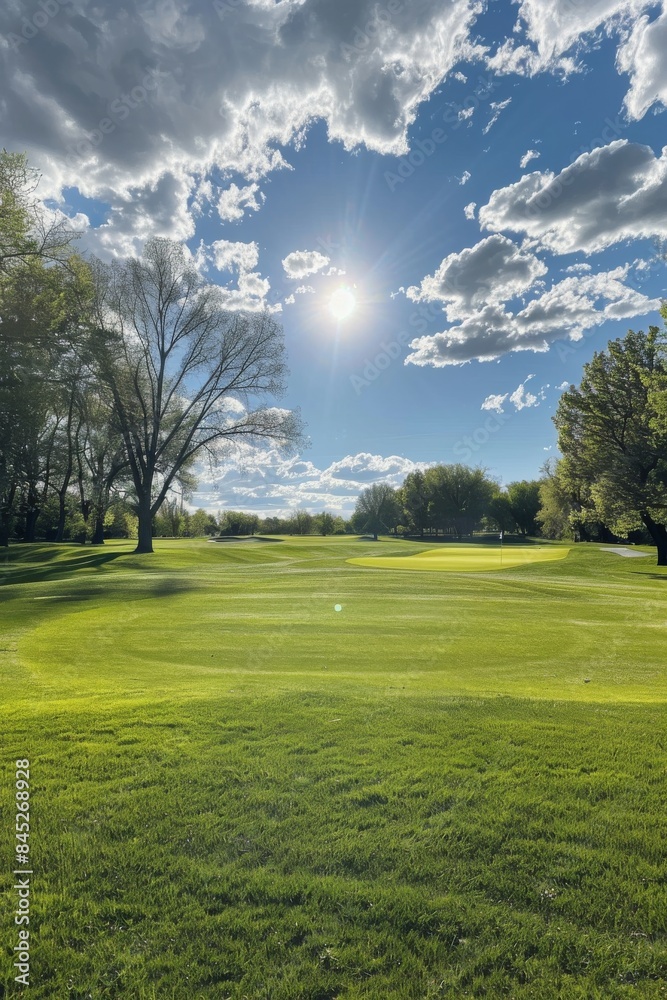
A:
[
  {"xmin": 520, "ymin": 149, "xmax": 540, "ymax": 168},
  {"xmin": 210, "ymin": 239, "xmax": 260, "ymax": 274},
  {"xmin": 217, "ymin": 182, "xmax": 264, "ymax": 222},
  {"xmin": 282, "ymin": 250, "xmax": 330, "ymax": 279},
  {"xmin": 510, "ymin": 375, "xmax": 542, "ymax": 410},
  {"xmin": 198, "ymin": 239, "xmax": 277, "ymax": 312},
  {"xmin": 0, "ymin": 0, "xmax": 485, "ymax": 256},
  {"xmin": 406, "ymin": 235, "xmax": 548, "ymax": 320},
  {"xmin": 482, "ymin": 375, "xmax": 547, "ymax": 414},
  {"xmin": 404, "ymin": 266, "xmax": 661, "ymax": 366},
  {"xmin": 481, "ymin": 393, "xmax": 509, "ymax": 414},
  {"xmin": 459, "ymin": 170, "xmax": 472, "ymax": 185},
  {"xmin": 482, "ymin": 98, "xmax": 512, "ymax": 134},
  {"xmin": 617, "ymin": 7, "xmax": 667, "ymax": 120},
  {"xmin": 564, "ymin": 263, "xmax": 592, "ymax": 274},
  {"xmin": 295, "ymin": 285, "xmax": 316, "ymax": 295},
  {"xmin": 464, "ymin": 201, "xmax": 477, "ymax": 220},
  {"xmin": 556, "ymin": 380, "xmax": 569, "ymax": 390},
  {"xmin": 479, "ymin": 140, "xmax": 667, "ymax": 254},
  {"xmin": 487, "ymin": 0, "xmax": 654, "ymax": 76},
  {"xmin": 191, "ymin": 448, "xmax": 430, "ymax": 517}
]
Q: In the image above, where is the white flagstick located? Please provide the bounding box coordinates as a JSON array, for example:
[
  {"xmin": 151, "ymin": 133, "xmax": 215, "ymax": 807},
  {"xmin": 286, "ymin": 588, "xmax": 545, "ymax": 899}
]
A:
[{"xmin": 500, "ymin": 530, "xmax": 503, "ymax": 567}]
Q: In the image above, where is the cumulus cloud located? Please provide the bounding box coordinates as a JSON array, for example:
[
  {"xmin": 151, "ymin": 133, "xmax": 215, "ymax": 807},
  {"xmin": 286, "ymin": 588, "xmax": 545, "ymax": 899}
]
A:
[
  {"xmin": 617, "ymin": 7, "xmax": 667, "ymax": 120},
  {"xmin": 464, "ymin": 201, "xmax": 477, "ymax": 220},
  {"xmin": 510, "ymin": 375, "xmax": 543, "ymax": 410},
  {"xmin": 282, "ymin": 250, "xmax": 330, "ymax": 279},
  {"xmin": 406, "ymin": 235, "xmax": 548, "ymax": 320},
  {"xmin": 479, "ymin": 140, "xmax": 667, "ymax": 254},
  {"xmin": 488, "ymin": 0, "xmax": 654, "ymax": 76},
  {"xmin": 520, "ymin": 149, "xmax": 540, "ymax": 168},
  {"xmin": 481, "ymin": 393, "xmax": 509, "ymax": 414},
  {"xmin": 0, "ymin": 0, "xmax": 485, "ymax": 255},
  {"xmin": 191, "ymin": 448, "xmax": 430, "ymax": 516},
  {"xmin": 459, "ymin": 170, "xmax": 472, "ymax": 185},
  {"xmin": 404, "ymin": 266, "xmax": 661, "ymax": 366},
  {"xmin": 217, "ymin": 182, "xmax": 264, "ymax": 222},
  {"xmin": 197, "ymin": 239, "xmax": 276, "ymax": 312},
  {"xmin": 482, "ymin": 376, "xmax": 547, "ymax": 414}
]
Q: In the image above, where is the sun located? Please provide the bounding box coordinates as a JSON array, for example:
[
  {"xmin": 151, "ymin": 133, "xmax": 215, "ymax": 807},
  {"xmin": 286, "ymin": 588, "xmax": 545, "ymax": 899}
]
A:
[{"xmin": 329, "ymin": 286, "xmax": 357, "ymax": 321}]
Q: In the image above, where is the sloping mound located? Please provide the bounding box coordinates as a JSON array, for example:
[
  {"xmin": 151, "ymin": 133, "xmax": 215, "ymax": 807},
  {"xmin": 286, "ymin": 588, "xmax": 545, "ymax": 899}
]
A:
[{"xmin": 347, "ymin": 545, "xmax": 570, "ymax": 573}]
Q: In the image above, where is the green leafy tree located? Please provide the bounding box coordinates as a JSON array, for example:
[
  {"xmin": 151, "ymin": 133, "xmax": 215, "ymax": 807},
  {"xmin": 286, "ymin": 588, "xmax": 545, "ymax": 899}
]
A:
[
  {"xmin": 555, "ymin": 326, "xmax": 667, "ymax": 564},
  {"xmin": 313, "ymin": 512, "xmax": 335, "ymax": 535},
  {"xmin": 352, "ymin": 484, "xmax": 401, "ymax": 540},
  {"xmin": 487, "ymin": 492, "xmax": 516, "ymax": 534},
  {"xmin": 400, "ymin": 469, "xmax": 429, "ymax": 537},
  {"xmin": 425, "ymin": 464, "xmax": 495, "ymax": 538},
  {"xmin": 507, "ymin": 480, "xmax": 542, "ymax": 536}
]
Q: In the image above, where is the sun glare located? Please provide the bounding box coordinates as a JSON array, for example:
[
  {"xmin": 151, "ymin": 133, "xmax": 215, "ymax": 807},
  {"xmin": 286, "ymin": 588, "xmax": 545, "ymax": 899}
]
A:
[{"xmin": 329, "ymin": 287, "xmax": 357, "ymax": 321}]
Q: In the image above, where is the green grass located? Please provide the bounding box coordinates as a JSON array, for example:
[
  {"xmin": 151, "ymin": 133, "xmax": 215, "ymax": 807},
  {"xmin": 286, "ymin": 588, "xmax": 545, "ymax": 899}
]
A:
[
  {"xmin": 347, "ymin": 543, "xmax": 571, "ymax": 572},
  {"xmin": 2, "ymin": 536, "xmax": 667, "ymax": 998}
]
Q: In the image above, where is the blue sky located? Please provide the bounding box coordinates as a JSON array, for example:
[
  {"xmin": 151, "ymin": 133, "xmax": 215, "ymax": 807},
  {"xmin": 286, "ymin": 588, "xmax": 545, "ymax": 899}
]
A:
[{"xmin": 2, "ymin": 0, "xmax": 666, "ymax": 515}]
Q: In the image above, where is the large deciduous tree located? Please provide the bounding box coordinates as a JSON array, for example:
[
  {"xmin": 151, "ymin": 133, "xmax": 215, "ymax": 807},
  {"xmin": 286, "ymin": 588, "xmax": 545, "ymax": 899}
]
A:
[
  {"xmin": 88, "ymin": 238, "xmax": 303, "ymax": 553},
  {"xmin": 425, "ymin": 464, "xmax": 495, "ymax": 538},
  {"xmin": 555, "ymin": 325, "xmax": 667, "ymax": 564},
  {"xmin": 353, "ymin": 483, "xmax": 401, "ymax": 540}
]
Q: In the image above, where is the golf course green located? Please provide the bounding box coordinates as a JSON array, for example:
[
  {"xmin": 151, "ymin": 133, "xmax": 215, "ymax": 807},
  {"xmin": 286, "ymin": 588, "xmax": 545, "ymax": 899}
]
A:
[
  {"xmin": 2, "ymin": 536, "xmax": 667, "ymax": 999},
  {"xmin": 348, "ymin": 542, "xmax": 571, "ymax": 572}
]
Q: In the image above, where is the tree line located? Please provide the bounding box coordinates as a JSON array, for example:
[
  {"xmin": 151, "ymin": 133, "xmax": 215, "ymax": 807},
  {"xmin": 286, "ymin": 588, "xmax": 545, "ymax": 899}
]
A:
[{"xmin": 0, "ymin": 151, "xmax": 303, "ymax": 552}]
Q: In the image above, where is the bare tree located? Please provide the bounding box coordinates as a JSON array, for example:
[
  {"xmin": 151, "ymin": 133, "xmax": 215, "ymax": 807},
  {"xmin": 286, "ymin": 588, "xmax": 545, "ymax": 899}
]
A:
[{"xmin": 88, "ymin": 238, "xmax": 304, "ymax": 553}]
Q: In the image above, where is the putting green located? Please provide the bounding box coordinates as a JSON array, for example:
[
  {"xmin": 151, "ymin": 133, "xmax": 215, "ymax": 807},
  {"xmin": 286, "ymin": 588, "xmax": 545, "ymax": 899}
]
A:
[{"xmin": 347, "ymin": 543, "xmax": 571, "ymax": 572}]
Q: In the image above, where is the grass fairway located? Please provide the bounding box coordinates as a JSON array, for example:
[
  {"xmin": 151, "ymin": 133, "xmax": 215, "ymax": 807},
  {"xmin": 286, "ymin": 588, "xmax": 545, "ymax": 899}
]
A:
[
  {"xmin": 347, "ymin": 543, "xmax": 571, "ymax": 573},
  {"xmin": 2, "ymin": 536, "xmax": 667, "ymax": 999}
]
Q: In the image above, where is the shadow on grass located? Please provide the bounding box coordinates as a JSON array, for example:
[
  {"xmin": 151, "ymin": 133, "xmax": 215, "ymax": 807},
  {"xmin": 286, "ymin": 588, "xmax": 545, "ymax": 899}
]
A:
[
  {"xmin": 209, "ymin": 536, "xmax": 284, "ymax": 543},
  {"xmin": 1, "ymin": 548, "xmax": 130, "ymax": 587}
]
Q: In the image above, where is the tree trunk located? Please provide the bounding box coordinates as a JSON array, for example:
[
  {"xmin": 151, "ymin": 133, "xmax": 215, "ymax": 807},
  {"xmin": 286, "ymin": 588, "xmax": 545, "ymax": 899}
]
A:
[
  {"xmin": 24, "ymin": 508, "xmax": 39, "ymax": 543},
  {"xmin": 54, "ymin": 493, "xmax": 67, "ymax": 543},
  {"xmin": 642, "ymin": 511, "xmax": 667, "ymax": 566},
  {"xmin": 91, "ymin": 515, "xmax": 105, "ymax": 545},
  {"xmin": 135, "ymin": 495, "xmax": 154, "ymax": 553}
]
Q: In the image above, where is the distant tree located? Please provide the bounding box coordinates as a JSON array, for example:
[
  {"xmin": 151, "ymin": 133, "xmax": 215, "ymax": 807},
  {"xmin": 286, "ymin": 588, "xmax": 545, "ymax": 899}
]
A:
[
  {"xmin": 507, "ymin": 480, "xmax": 542, "ymax": 535},
  {"xmin": 400, "ymin": 469, "xmax": 429, "ymax": 537},
  {"xmin": 487, "ymin": 492, "xmax": 516, "ymax": 534},
  {"xmin": 352, "ymin": 484, "xmax": 401, "ymax": 540},
  {"xmin": 190, "ymin": 509, "xmax": 218, "ymax": 536},
  {"xmin": 313, "ymin": 511, "xmax": 335, "ymax": 535},
  {"xmin": 555, "ymin": 325, "xmax": 667, "ymax": 564},
  {"xmin": 537, "ymin": 460, "xmax": 574, "ymax": 540},
  {"xmin": 425, "ymin": 464, "xmax": 495, "ymax": 538},
  {"xmin": 332, "ymin": 516, "xmax": 348, "ymax": 535},
  {"xmin": 291, "ymin": 509, "xmax": 314, "ymax": 535},
  {"xmin": 87, "ymin": 238, "xmax": 303, "ymax": 553},
  {"xmin": 219, "ymin": 510, "xmax": 259, "ymax": 536}
]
